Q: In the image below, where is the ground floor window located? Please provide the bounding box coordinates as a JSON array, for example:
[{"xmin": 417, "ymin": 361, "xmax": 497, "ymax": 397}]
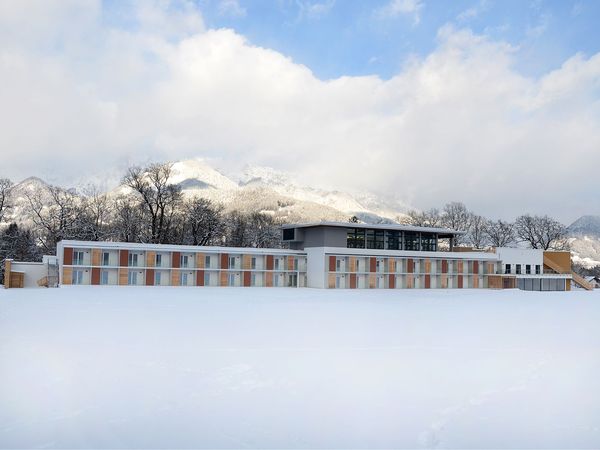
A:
[
  {"xmin": 72, "ymin": 270, "xmax": 84, "ymax": 285},
  {"xmin": 100, "ymin": 270, "xmax": 109, "ymax": 285},
  {"xmin": 128, "ymin": 271, "xmax": 137, "ymax": 285}
]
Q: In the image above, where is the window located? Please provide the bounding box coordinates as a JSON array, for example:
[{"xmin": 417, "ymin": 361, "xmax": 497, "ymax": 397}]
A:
[
  {"xmin": 505, "ymin": 264, "xmax": 511, "ymax": 274},
  {"xmin": 155, "ymin": 254, "xmax": 162, "ymax": 267},
  {"xmin": 535, "ymin": 264, "xmax": 541, "ymax": 275},
  {"xmin": 181, "ymin": 255, "xmax": 189, "ymax": 268},
  {"xmin": 102, "ymin": 252, "xmax": 110, "ymax": 266},
  {"xmin": 386, "ymin": 231, "xmax": 401, "ymax": 250},
  {"xmin": 366, "ymin": 229, "xmax": 384, "ymax": 249},
  {"xmin": 205, "ymin": 255, "xmax": 211, "ymax": 268},
  {"xmin": 273, "ymin": 274, "xmax": 279, "ymax": 287},
  {"xmin": 100, "ymin": 270, "xmax": 109, "ymax": 285},
  {"xmin": 282, "ymin": 228, "xmax": 295, "ymax": 241},
  {"xmin": 229, "ymin": 256, "xmax": 236, "ymax": 269},
  {"xmin": 516, "ymin": 264, "xmax": 522, "ymax": 274},
  {"xmin": 251, "ymin": 257, "xmax": 257, "ymax": 270},
  {"xmin": 347, "ymin": 228, "xmax": 365, "ymax": 248},
  {"xmin": 274, "ymin": 258, "xmax": 280, "ymax": 270},
  {"xmin": 72, "ymin": 270, "xmax": 84, "ymax": 284},
  {"xmin": 128, "ymin": 271, "xmax": 138, "ymax": 285},
  {"xmin": 421, "ymin": 234, "xmax": 437, "ymax": 252},
  {"xmin": 251, "ymin": 273, "xmax": 257, "ymax": 286},
  {"xmin": 73, "ymin": 251, "xmax": 84, "ymax": 265},
  {"xmin": 204, "ymin": 271, "xmax": 210, "ymax": 286},
  {"xmin": 228, "ymin": 273, "xmax": 236, "ymax": 286},
  {"xmin": 180, "ymin": 272, "xmax": 188, "ymax": 285},
  {"xmin": 128, "ymin": 253, "xmax": 138, "ymax": 267},
  {"xmin": 336, "ymin": 259, "xmax": 342, "ymax": 272},
  {"xmin": 526, "ymin": 264, "xmax": 531, "ymax": 275},
  {"xmin": 404, "ymin": 233, "xmax": 420, "ymax": 251},
  {"xmin": 155, "ymin": 271, "xmax": 162, "ymax": 286}
]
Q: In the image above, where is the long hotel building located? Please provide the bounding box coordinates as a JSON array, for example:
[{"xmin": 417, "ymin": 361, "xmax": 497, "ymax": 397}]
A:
[{"xmin": 3, "ymin": 222, "xmax": 592, "ymax": 291}]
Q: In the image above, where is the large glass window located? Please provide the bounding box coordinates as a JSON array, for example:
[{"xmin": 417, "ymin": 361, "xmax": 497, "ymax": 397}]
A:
[
  {"xmin": 127, "ymin": 271, "xmax": 137, "ymax": 285},
  {"xmin": 72, "ymin": 270, "xmax": 84, "ymax": 284},
  {"xmin": 102, "ymin": 252, "xmax": 110, "ymax": 266},
  {"xmin": 386, "ymin": 231, "xmax": 401, "ymax": 250},
  {"xmin": 366, "ymin": 229, "xmax": 384, "ymax": 249},
  {"xmin": 128, "ymin": 253, "xmax": 138, "ymax": 267},
  {"xmin": 347, "ymin": 228, "xmax": 365, "ymax": 248},
  {"xmin": 155, "ymin": 254, "xmax": 162, "ymax": 267},
  {"xmin": 100, "ymin": 270, "xmax": 109, "ymax": 285},
  {"xmin": 421, "ymin": 234, "xmax": 437, "ymax": 251},
  {"xmin": 181, "ymin": 255, "xmax": 189, "ymax": 268},
  {"xmin": 73, "ymin": 251, "xmax": 84, "ymax": 265},
  {"xmin": 404, "ymin": 232, "xmax": 420, "ymax": 251}
]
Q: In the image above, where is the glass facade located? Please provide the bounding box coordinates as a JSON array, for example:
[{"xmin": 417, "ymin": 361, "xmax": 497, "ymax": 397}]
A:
[{"xmin": 346, "ymin": 228, "xmax": 440, "ymax": 252}]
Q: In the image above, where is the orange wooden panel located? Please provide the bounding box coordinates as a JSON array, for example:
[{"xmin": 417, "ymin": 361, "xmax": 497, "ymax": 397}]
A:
[
  {"xmin": 389, "ymin": 274, "xmax": 395, "ymax": 289},
  {"xmin": 457, "ymin": 260, "xmax": 464, "ymax": 273},
  {"xmin": 265, "ymin": 272, "xmax": 273, "ymax": 287},
  {"xmin": 369, "ymin": 257, "xmax": 376, "ymax": 273},
  {"xmin": 406, "ymin": 275, "xmax": 413, "ymax": 289},
  {"xmin": 349, "ymin": 257, "xmax": 356, "ymax": 272},
  {"xmin": 91, "ymin": 267, "xmax": 100, "ymax": 285},
  {"xmin": 196, "ymin": 270, "xmax": 204, "ymax": 286},
  {"xmin": 473, "ymin": 276, "xmax": 479, "ymax": 288},
  {"xmin": 243, "ymin": 271, "xmax": 251, "ymax": 287},
  {"xmin": 407, "ymin": 258, "xmax": 413, "ymax": 273},
  {"xmin": 219, "ymin": 270, "xmax": 227, "ymax": 286},
  {"xmin": 266, "ymin": 255, "xmax": 274, "ymax": 270},
  {"xmin": 458, "ymin": 275, "xmax": 463, "ymax": 288},
  {"xmin": 171, "ymin": 269, "xmax": 180, "ymax": 286},
  {"xmin": 368, "ymin": 274, "xmax": 376, "ymax": 288},
  {"xmin": 473, "ymin": 260, "xmax": 479, "ymax": 275},
  {"xmin": 328, "ymin": 273, "xmax": 336, "ymax": 288},
  {"xmin": 172, "ymin": 252, "xmax": 181, "ymax": 269},
  {"xmin": 119, "ymin": 250, "xmax": 128, "ymax": 267},
  {"xmin": 63, "ymin": 247, "xmax": 73, "ymax": 265},
  {"xmin": 425, "ymin": 274, "xmax": 431, "ymax": 289},
  {"xmin": 329, "ymin": 255, "xmax": 336, "ymax": 272},
  {"xmin": 287, "ymin": 255, "xmax": 295, "ymax": 271},
  {"xmin": 146, "ymin": 269, "xmax": 154, "ymax": 286},
  {"xmin": 425, "ymin": 259, "xmax": 431, "ymax": 274},
  {"xmin": 442, "ymin": 259, "xmax": 448, "ymax": 273},
  {"xmin": 242, "ymin": 255, "xmax": 252, "ymax": 270},
  {"xmin": 441, "ymin": 274, "xmax": 448, "ymax": 288},
  {"xmin": 350, "ymin": 273, "xmax": 357, "ymax": 289},
  {"xmin": 196, "ymin": 253, "xmax": 205, "ymax": 269},
  {"xmin": 146, "ymin": 251, "xmax": 155, "ymax": 268},
  {"xmin": 91, "ymin": 249, "xmax": 101, "ymax": 266},
  {"xmin": 118, "ymin": 268, "xmax": 128, "ymax": 285},
  {"xmin": 62, "ymin": 267, "xmax": 72, "ymax": 285}
]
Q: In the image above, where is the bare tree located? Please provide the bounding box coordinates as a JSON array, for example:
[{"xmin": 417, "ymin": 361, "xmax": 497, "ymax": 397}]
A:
[
  {"xmin": 441, "ymin": 202, "xmax": 471, "ymax": 245},
  {"xmin": 400, "ymin": 208, "xmax": 442, "ymax": 227},
  {"xmin": 110, "ymin": 195, "xmax": 145, "ymax": 243},
  {"xmin": 515, "ymin": 214, "xmax": 568, "ymax": 250},
  {"xmin": 123, "ymin": 162, "xmax": 183, "ymax": 244},
  {"xmin": 78, "ymin": 185, "xmax": 113, "ymax": 241},
  {"xmin": 247, "ymin": 212, "xmax": 281, "ymax": 248},
  {"xmin": 468, "ymin": 214, "xmax": 488, "ymax": 249},
  {"xmin": 25, "ymin": 184, "xmax": 80, "ymax": 253},
  {"xmin": 0, "ymin": 178, "xmax": 13, "ymax": 223},
  {"xmin": 183, "ymin": 197, "xmax": 224, "ymax": 246},
  {"xmin": 484, "ymin": 219, "xmax": 515, "ymax": 247}
]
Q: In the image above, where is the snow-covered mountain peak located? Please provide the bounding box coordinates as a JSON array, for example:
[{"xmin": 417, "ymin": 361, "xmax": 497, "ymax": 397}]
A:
[
  {"xmin": 170, "ymin": 159, "xmax": 238, "ymax": 192},
  {"xmin": 239, "ymin": 165, "xmax": 295, "ymax": 187}
]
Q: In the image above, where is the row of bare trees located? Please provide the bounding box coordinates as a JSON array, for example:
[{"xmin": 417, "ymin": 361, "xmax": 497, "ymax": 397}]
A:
[
  {"xmin": 400, "ymin": 202, "xmax": 569, "ymax": 250},
  {"xmin": 0, "ymin": 163, "xmax": 283, "ymax": 264}
]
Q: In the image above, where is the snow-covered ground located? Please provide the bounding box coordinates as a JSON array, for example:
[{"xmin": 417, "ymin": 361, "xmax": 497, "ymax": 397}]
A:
[{"xmin": 1, "ymin": 287, "xmax": 599, "ymax": 449}]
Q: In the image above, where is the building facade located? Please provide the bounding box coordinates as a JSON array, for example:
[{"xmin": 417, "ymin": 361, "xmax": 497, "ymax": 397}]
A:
[{"xmin": 4, "ymin": 222, "xmax": 591, "ymax": 291}]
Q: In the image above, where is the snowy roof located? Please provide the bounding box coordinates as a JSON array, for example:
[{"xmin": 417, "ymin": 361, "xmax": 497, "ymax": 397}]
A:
[
  {"xmin": 57, "ymin": 240, "xmax": 306, "ymax": 255},
  {"xmin": 281, "ymin": 221, "xmax": 465, "ymax": 236}
]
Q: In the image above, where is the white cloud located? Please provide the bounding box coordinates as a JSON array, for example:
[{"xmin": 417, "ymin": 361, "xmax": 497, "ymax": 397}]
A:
[
  {"xmin": 456, "ymin": 0, "xmax": 489, "ymax": 22},
  {"xmin": 296, "ymin": 0, "xmax": 335, "ymax": 20},
  {"xmin": 374, "ymin": 0, "xmax": 424, "ymax": 25},
  {"xmin": 0, "ymin": 3, "xmax": 599, "ymax": 221},
  {"xmin": 217, "ymin": 0, "xmax": 246, "ymax": 18}
]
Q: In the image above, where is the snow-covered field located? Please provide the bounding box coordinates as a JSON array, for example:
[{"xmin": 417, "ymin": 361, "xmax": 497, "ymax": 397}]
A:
[{"xmin": 1, "ymin": 287, "xmax": 599, "ymax": 449}]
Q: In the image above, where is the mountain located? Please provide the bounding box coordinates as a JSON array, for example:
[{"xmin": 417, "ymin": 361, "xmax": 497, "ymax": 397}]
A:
[
  {"xmin": 567, "ymin": 215, "xmax": 600, "ymax": 268},
  {"xmin": 158, "ymin": 159, "xmax": 408, "ymax": 222}
]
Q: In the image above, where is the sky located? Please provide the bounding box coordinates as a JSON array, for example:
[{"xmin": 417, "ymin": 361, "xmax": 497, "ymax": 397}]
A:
[{"xmin": 1, "ymin": 0, "xmax": 600, "ymax": 223}]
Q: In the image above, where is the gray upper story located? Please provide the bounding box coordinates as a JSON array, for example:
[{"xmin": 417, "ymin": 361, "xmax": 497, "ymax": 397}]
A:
[{"xmin": 281, "ymin": 222, "xmax": 464, "ymax": 251}]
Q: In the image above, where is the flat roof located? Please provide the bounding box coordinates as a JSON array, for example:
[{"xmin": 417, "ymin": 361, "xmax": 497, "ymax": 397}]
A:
[
  {"xmin": 281, "ymin": 221, "xmax": 465, "ymax": 236},
  {"xmin": 57, "ymin": 240, "xmax": 306, "ymax": 255}
]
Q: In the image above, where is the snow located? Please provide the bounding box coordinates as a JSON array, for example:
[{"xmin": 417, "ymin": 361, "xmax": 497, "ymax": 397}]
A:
[{"xmin": 1, "ymin": 287, "xmax": 599, "ymax": 448}]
